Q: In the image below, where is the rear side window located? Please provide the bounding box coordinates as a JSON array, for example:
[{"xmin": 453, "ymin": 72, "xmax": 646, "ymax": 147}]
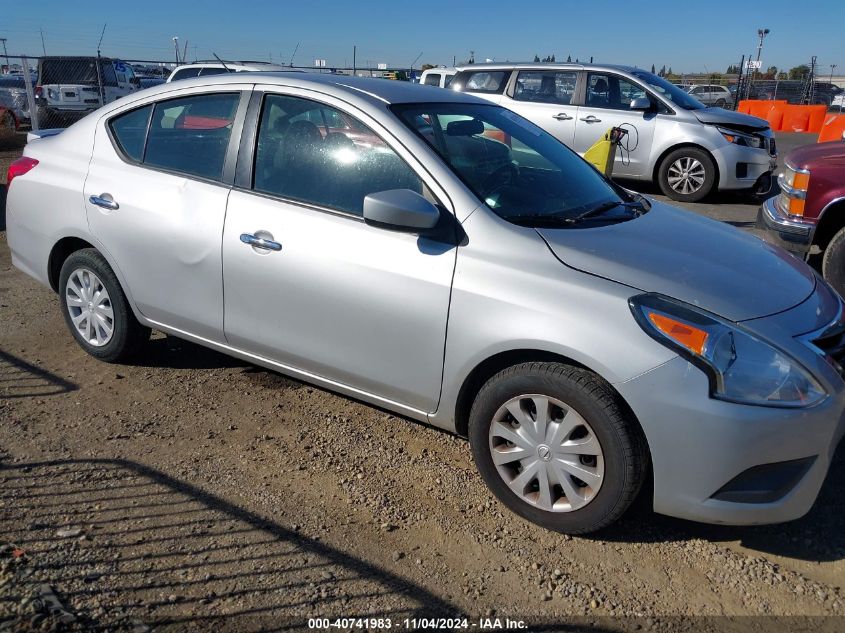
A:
[
  {"xmin": 460, "ymin": 71, "xmax": 508, "ymax": 94},
  {"xmin": 424, "ymin": 73, "xmax": 441, "ymax": 86},
  {"xmin": 143, "ymin": 93, "xmax": 239, "ymax": 180},
  {"xmin": 514, "ymin": 70, "xmax": 577, "ymax": 104},
  {"xmin": 170, "ymin": 67, "xmax": 201, "ymax": 82},
  {"xmin": 109, "ymin": 104, "xmax": 152, "ymax": 161},
  {"xmin": 443, "ymin": 74, "xmax": 454, "ymax": 88},
  {"xmin": 252, "ymin": 94, "xmax": 423, "ymax": 216}
]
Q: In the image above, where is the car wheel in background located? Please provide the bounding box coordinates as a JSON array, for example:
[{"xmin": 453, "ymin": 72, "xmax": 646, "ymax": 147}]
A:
[
  {"xmin": 58, "ymin": 249, "xmax": 150, "ymax": 362},
  {"xmin": 468, "ymin": 362, "xmax": 648, "ymax": 534},
  {"xmin": 822, "ymin": 227, "xmax": 845, "ymax": 298},
  {"xmin": 658, "ymin": 147, "xmax": 717, "ymax": 203},
  {"xmin": 715, "ymin": 98, "xmax": 726, "ymax": 108}
]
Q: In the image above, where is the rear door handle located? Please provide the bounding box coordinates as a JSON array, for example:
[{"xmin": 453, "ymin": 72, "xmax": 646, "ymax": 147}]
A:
[
  {"xmin": 580, "ymin": 115, "xmax": 602, "ymax": 123},
  {"xmin": 89, "ymin": 194, "xmax": 119, "ymax": 210},
  {"xmin": 240, "ymin": 233, "xmax": 282, "ymax": 252},
  {"xmin": 552, "ymin": 112, "xmax": 573, "ymax": 121}
]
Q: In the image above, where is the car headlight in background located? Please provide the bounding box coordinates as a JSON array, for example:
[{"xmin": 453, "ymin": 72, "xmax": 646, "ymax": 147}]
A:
[
  {"xmin": 630, "ymin": 294, "xmax": 827, "ymax": 408},
  {"xmin": 717, "ymin": 126, "xmax": 765, "ymax": 149},
  {"xmin": 776, "ymin": 163, "xmax": 811, "ymax": 218}
]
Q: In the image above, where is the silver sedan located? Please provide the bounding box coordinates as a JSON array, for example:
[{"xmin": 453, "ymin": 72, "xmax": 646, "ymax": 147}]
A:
[{"xmin": 6, "ymin": 73, "xmax": 845, "ymax": 533}]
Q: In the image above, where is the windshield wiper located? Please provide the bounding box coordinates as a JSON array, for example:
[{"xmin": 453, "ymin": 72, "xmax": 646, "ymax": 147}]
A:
[{"xmin": 568, "ymin": 200, "xmax": 646, "ymax": 224}]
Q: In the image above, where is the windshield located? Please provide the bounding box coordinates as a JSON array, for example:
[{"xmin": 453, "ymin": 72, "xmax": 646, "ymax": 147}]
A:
[
  {"xmin": 393, "ymin": 103, "xmax": 644, "ymax": 227},
  {"xmin": 631, "ymin": 71, "xmax": 705, "ymax": 110}
]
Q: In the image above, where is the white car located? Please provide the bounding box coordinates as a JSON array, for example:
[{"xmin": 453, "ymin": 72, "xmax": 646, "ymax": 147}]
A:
[
  {"xmin": 832, "ymin": 93, "xmax": 845, "ymax": 109},
  {"xmin": 420, "ymin": 67, "xmax": 458, "ymax": 89},
  {"xmin": 167, "ymin": 61, "xmax": 293, "ymax": 82}
]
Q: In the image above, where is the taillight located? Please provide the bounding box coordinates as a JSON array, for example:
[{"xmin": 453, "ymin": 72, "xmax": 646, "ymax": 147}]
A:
[
  {"xmin": 35, "ymin": 85, "xmax": 42, "ymax": 98},
  {"xmin": 7, "ymin": 157, "xmax": 39, "ymax": 187}
]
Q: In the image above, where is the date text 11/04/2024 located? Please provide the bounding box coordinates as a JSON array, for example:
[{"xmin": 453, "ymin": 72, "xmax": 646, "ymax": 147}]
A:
[{"xmin": 307, "ymin": 617, "xmax": 528, "ymax": 630}]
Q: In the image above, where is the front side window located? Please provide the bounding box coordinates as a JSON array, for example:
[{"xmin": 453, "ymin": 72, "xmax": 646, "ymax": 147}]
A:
[
  {"xmin": 395, "ymin": 103, "xmax": 643, "ymax": 227},
  {"xmin": 143, "ymin": 92, "xmax": 239, "ymax": 180},
  {"xmin": 585, "ymin": 73, "xmax": 646, "ymax": 110},
  {"xmin": 514, "ymin": 70, "xmax": 577, "ymax": 105},
  {"xmin": 109, "ymin": 104, "xmax": 152, "ymax": 161},
  {"xmin": 424, "ymin": 73, "xmax": 441, "ymax": 86},
  {"xmin": 631, "ymin": 70, "xmax": 704, "ymax": 110},
  {"xmin": 253, "ymin": 94, "xmax": 423, "ymax": 216}
]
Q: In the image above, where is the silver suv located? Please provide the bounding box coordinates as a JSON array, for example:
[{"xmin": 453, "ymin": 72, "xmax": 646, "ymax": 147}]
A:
[
  {"xmin": 452, "ymin": 63, "xmax": 776, "ymax": 202},
  {"xmin": 687, "ymin": 84, "xmax": 732, "ymax": 108}
]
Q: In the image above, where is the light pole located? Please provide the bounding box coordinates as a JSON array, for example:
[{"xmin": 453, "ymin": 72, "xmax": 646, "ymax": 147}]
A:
[
  {"xmin": 753, "ymin": 28, "xmax": 769, "ymax": 84},
  {"xmin": 831, "ymin": 64, "xmax": 838, "ymax": 84},
  {"xmin": 172, "ymin": 37, "xmax": 180, "ymax": 64},
  {"xmin": 0, "ymin": 38, "xmax": 8, "ymax": 74}
]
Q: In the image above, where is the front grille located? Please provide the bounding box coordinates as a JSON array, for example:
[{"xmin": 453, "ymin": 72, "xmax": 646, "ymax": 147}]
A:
[{"xmin": 810, "ymin": 319, "xmax": 845, "ymax": 378}]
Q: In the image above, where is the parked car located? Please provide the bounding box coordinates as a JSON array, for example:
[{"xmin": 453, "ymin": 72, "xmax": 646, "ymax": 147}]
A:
[
  {"xmin": 758, "ymin": 141, "xmax": 845, "ymax": 296},
  {"xmin": 35, "ymin": 57, "xmax": 139, "ymax": 128},
  {"xmin": 0, "ymin": 105, "xmax": 19, "ymax": 134},
  {"xmin": 451, "ymin": 63, "xmax": 777, "ymax": 202},
  {"xmin": 752, "ymin": 80, "xmax": 841, "ymax": 106},
  {"xmin": 420, "ymin": 67, "xmax": 458, "ymax": 89},
  {"xmin": 167, "ymin": 61, "xmax": 292, "ymax": 82},
  {"xmin": 0, "ymin": 75, "xmax": 32, "ymax": 125},
  {"xmin": 686, "ymin": 84, "xmax": 732, "ymax": 108},
  {"xmin": 7, "ymin": 73, "xmax": 845, "ymax": 534}
]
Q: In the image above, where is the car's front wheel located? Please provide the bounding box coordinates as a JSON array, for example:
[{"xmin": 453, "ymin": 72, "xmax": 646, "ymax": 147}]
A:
[
  {"xmin": 822, "ymin": 226, "xmax": 845, "ymax": 298},
  {"xmin": 59, "ymin": 249, "xmax": 150, "ymax": 362},
  {"xmin": 468, "ymin": 362, "xmax": 648, "ymax": 534},
  {"xmin": 657, "ymin": 147, "xmax": 717, "ymax": 203},
  {"xmin": 715, "ymin": 98, "xmax": 726, "ymax": 108}
]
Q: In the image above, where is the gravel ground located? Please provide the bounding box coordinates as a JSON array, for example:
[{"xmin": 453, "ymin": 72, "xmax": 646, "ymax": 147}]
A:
[{"xmin": 1, "ymin": 131, "xmax": 844, "ymax": 632}]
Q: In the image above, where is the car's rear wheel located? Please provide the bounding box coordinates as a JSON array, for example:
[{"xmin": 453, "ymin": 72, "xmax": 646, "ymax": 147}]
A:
[
  {"xmin": 822, "ymin": 226, "xmax": 845, "ymax": 298},
  {"xmin": 658, "ymin": 147, "xmax": 716, "ymax": 203},
  {"xmin": 468, "ymin": 362, "xmax": 648, "ymax": 534},
  {"xmin": 59, "ymin": 249, "xmax": 150, "ymax": 362},
  {"xmin": 715, "ymin": 98, "xmax": 726, "ymax": 108}
]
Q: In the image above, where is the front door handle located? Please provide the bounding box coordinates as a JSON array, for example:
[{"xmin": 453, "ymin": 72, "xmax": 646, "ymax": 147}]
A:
[
  {"xmin": 89, "ymin": 194, "xmax": 119, "ymax": 210},
  {"xmin": 240, "ymin": 232, "xmax": 282, "ymax": 252},
  {"xmin": 552, "ymin": 112, "xmax": 573, "ymax": 121},
  {"xmin": 580, "ymin": 115, "xmax": 602, "ymax": 123}
]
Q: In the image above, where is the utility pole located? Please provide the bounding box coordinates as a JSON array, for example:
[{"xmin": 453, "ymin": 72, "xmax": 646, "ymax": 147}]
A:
[
  {"xmin": 0, "ymin": 38, "xmax": 7, "ymax": 73},
  {"xmin": 831, "ymin": 64, "xmax": 838, "ymax": 85},
  {"xmin": 173, "ymin": 37, "xmax": 180, "ymax": 64},
  {"xmin": 353, "ymin": 45, "xmax": 356, "ymax": 75},
  {"xmin": 40, "ymin": 28, "xmax": 47, "ymax": 55}
]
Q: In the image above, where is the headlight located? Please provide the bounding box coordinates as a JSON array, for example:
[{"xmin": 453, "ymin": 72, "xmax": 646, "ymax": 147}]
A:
[
  {"xmin": 717, "ymin": 126, "xmax": 765, "ymax": 149},
  {"xmin": 630, "ymin": 294, "xmax": 827, "ymax": 408},
  {"xmin": 776, "ymin": 164, "xmax": 811, "ymax": 217}
]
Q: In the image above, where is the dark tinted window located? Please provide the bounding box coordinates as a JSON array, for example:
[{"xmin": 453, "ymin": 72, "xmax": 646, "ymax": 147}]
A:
[
  {"xmin": 514, "ymin": 70, "xmax": 577, "ymax": 104},
  {"xmin": 198, "ymin": 66, "xmax": 230, "ymax": 77},
  {"xmin": 39, "ymin": 58, "xmax": 99, "ymax": 84},
  {"xmin": 443, "ymin": 75, "xmax": 454, "ymax": 88},
  {"xmin": 461, "ymin": 71, "xmax": 508, "ymax": 94},
  {"xmin": 101, "ymin": 62, "xmax": 118, "ymax": 87},
  {"xmin": 585, "ymin": 73, "xmax": 646, "ymax": 110},
  {"xmin": 170, "ymin": 67, "xmax": 202, "ymax": 81},
  {"xmin": 109, "ymin": 104, "xmax": 152, "ymax": 162},
  {"xmin": 424, "ymin": 73, "xmax": 441, "ymax": 86},
  {"xmin": 144, "ymin": 93, "xmax": 239, "ymax": 181},
  {"xmin": 253, "ymin": 94, "xmax": 423, "ymax": 216}
]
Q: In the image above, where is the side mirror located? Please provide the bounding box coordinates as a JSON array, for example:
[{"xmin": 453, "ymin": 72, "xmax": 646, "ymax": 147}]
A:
[
  {"xmin": 363, "ymin": 189, "xmax": 440, "ymax": 232},
  {"xmin": 630, "ymin": 97, "xmax": 651, "ymax": 110}
]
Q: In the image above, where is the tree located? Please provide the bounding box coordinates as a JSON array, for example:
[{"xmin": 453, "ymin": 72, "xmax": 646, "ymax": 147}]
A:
[
  {"xmin": 777, "ymin": 71, "xmax": 788, "ymax": 80},
  {"xmin": 788, "ymin": 64, "xmax": 809, "ymax": 80},
  {"xmin": 668, "ymin": 67, "xmax": 673, "ymax": 76},
  {"xmin": 421, "ymin": 63, "xmax": 435, "ymax": 71},
  {"xmin": 566, "ymin": 54, "xmax": 571, "ymax": 63},
  {"xmin": 550, "ymin": 54, "xmax": 555, "ymax": 62},
  {"xmin": 534, "ymin": 54, "xmax": 540, "ymax": 62},
  {"xmin": 651, "ymin": 64, "xmax": 656, "ymax": 73},
  {"xmin": 659, "ymin": 65, "xmax": 666, "ymax": 77}
]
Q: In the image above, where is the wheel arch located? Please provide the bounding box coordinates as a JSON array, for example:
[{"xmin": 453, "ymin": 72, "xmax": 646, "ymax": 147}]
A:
[
  {"xmin": 812, "ymin": 198, "xmax": 845, "ymax": 253},
  {"xmin": 652, "ymin": 143, "xmax": 720, "ymax": 189}
]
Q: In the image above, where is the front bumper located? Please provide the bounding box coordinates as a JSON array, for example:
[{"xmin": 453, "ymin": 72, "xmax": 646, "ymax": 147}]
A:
[
  {"xmin": 712, "ymin": 141, "xmax": 777, "ymax": 192},
  {"xmin": 756, "ymin": 195, "xmax": 815, "ymax": 257},
  {"xmin": 615, "ymin": 355, "xmax": 845, "ymax": 525}
]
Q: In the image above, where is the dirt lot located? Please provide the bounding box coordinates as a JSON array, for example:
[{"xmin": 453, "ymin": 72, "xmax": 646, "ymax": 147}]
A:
[{"xmin": 1, "ymin": 131, "xmax": 844, "ymax": 632}]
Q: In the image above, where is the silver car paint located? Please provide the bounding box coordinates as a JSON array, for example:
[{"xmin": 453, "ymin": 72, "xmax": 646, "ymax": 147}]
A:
[
  {"xmin": 455, "ymin": 63, "xmax": 775, "ymax": 191},
  {"xmin": 6, "ymin": 72, "xmax": 844, "ymax": 526}
]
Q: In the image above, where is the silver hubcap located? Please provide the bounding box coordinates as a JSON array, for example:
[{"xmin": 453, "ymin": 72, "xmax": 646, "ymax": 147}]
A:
[
  {"xmin": 65, "ymin": 268, "xmax": 114, "ymax": 347},
  {"xmin": 667, "ymin": 157, "xmax": 706, "ymax": 195},
  {"xmin": 489, "ymin": 394, "xmax": 604, "ymax": 513}
]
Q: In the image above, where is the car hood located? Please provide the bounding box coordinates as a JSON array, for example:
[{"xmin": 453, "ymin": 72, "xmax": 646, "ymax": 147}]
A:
[
  {"xmin": 787, "ymin": 140, "xmax": 845, "ymax": 168},
  {"xmin": 536, "ymin": 202, "xmax": 815, "ymax": 322},
  {"xmin": 691, "ymin": 107, "xmax": 769, "ymax": 131}
]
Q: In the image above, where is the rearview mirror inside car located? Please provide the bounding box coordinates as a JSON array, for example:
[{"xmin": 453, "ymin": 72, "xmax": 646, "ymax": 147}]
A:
[
  {"xmin": 630, "ymin": 97, "xmax": 651, "ymax": 111},
  {"xmin": 363, "ymin": 189, "xmax": 440, "ymax": 232}
]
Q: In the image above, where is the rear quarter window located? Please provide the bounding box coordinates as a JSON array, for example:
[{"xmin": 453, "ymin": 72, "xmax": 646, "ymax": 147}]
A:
[
  {"xmin": 108, "ymin": 104, "xmax": 153, "ymax": 162},
  {"xmin": 456, "ymin": 70, "xmax": 510, "ymax": 94}
]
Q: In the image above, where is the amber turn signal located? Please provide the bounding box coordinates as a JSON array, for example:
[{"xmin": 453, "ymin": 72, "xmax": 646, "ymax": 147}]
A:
[{"xmin": 647, "ymin": 312, "xmax": 709, "ymax": 355}]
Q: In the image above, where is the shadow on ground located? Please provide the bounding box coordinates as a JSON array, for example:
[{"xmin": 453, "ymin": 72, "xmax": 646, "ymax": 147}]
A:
[
  {"xmin": 0, "ymin": 458, "xmax": 459, "ymax": 631},
  {"xmin": 0, "ymin": 349, "xmax": 78, "ymax": 399}
]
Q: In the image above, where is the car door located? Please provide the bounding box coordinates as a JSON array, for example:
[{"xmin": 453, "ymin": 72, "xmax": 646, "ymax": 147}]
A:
[
  {"xmin": 221, "ymin": 90, "xmax": 458, "ymax": 413},
  {"xmin": 572, "ymin": 71, "xmax": 657, "ymax": 179},
  {"xmin": 501, "ymin": 69, "xmax": 579, "ymax": 146},
  {"xmin": 84, "ymin": 88, "xmax": 249, "ymax": 342}
]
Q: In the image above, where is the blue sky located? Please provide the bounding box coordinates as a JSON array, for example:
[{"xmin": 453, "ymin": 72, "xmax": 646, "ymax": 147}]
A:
[{"xmin": 2, "ymin": 0, "xmax": 842, "ymax": 75}]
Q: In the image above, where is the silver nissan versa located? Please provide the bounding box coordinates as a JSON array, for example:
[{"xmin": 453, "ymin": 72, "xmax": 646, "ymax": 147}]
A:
[
  {"xmin": 6, "ymin": 73, "xmax": 844, "ymax": 534},
  {"xmin": 452, "ymin": 63, "xmax": 778, "ymax": 203}
]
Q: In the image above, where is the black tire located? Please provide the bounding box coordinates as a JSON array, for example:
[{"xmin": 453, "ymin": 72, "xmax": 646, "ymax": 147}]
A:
[
  {"xmin": 657, "ymin": 146, "xmax": 717, "ymax": 203},
  {"xmin": 715, "ymin": 98, "xmax": 726, "ymax": 108},
  {"xmin": 468, "ymin": 362, "xmax": 648, "ymax": 534},
  {"xmin": 58, "ymin": 248, "xmax": 150, "ymax": 362},
  {"xmin": 822, "ymin": 226, "xmax": 845, "ymax": 299}
]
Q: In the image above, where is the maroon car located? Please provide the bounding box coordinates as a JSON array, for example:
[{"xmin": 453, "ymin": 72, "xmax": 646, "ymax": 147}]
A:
[{"xmin": 758, "ymin": 141, "xmax": 845, "ymax": 295}]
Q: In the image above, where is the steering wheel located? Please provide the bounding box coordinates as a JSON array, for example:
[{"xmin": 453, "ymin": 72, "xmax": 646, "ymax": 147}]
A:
[{"xmin": 479, "ymin": 163, "xmax": 519, "ymax": 198}]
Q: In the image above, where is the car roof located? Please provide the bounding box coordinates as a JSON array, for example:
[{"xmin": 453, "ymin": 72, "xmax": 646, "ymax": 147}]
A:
[
  {"xmin": 453, "ymin": 62, "xmax": 639, "ymax": 74},
  {"xmin": 173, "ymin": 62, "xmax": 290, "ymax": 71},
  {"xmin": 148, "ymin": 71, "xmax": 483, "ymax": 106}
]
